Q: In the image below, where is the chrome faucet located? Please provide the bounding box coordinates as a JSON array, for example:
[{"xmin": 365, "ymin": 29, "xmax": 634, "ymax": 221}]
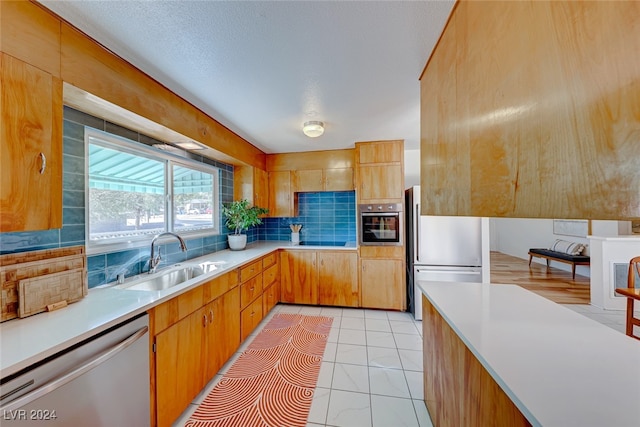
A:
[{"xmin": 149, "ymin": 232, "xmax": 187, "ymax": 273}]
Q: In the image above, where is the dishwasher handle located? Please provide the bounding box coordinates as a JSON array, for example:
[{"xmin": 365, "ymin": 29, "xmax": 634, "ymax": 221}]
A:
[{"xmin": 0, "ymin": 325, "xmax": 148, "ymax": 412}]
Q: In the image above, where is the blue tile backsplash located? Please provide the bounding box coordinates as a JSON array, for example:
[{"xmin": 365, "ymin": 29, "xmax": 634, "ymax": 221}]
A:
[
  {"xmin": 262, "ymin": 192, "xmax": 356, "ymax": 245},
  {"xmin": 0, "ymin": 107, "xmax": 356, "ymax": 289}
]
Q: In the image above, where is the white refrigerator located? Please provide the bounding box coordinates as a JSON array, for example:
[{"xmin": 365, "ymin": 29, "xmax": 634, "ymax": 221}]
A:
[{"xmin": 406, "ymin": 186, "xmax": 485, "ymax": 320}]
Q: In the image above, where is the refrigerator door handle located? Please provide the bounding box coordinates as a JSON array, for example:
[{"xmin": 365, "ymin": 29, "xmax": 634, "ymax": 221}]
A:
[{"xmin": 416, "ymin": 269, "xmax": 481, "ymax": 275}]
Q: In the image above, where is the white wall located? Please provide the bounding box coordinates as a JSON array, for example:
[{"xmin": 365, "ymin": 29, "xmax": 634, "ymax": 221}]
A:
[
  {"xmin": 490, "ymin": 218, "xmax": 631, "ymax": 278},
  {"xmin": 404, "ymin": 149, "xmax": 420, "ymax": 189}
]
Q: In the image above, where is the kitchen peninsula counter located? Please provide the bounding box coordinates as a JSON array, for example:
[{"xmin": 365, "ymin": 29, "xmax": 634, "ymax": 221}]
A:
[
  {"xmin": 0, "ymin": 241, "xmax": 356, "ymax": 378},
  {"xmin": 417, "ymin": 281, "xmax": 640, "ymax": 427}
]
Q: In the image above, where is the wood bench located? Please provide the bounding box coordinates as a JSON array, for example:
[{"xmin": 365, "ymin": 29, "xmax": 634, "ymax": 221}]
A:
[{"xmin": 528, "ymin": 248, "xmax": 590, "ymax": 280}]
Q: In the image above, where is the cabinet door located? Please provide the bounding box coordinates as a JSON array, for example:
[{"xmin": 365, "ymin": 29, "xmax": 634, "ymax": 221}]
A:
[
  {"xmin": 324, "ymin": 167, "xmax": 354, "ymax": 191},
  {"xmin": 293, "ymin": 169, "xmax": 324, "ymax": 192},
  {"xmin": 155, "ymin": 307, "xmax": 206, "ymax": 427},
  {"xmin": 203, "ymin": 288, "xmax": 240, "ymax": 383},
  {"xmin": 358, "ymin": 141, "xmax": 403, "ymax": 164},
  {"xmin": 254, "ymin": 167, "xmax": 269, "ymax": 209},
  {"xmin": 361, "ymin": 258, "xmax": 405, "ymax": 310},
  {"xmin": 1, "ymin": 53, "xmax": 62, "ymax": 232},
  {"xmin": 318, "ymin": 251, "xmax": 359, "ymax": 307},
  {"xmin": 280, "ymin": 250, "xmax": 318, "ymax": 304},
  {"xmin": 268, "ymin": 170, "xmax": 293, "ymax": 217},
  {"xmin": 358, "ymin": 164, "xmax": 403, "ymax": 202}
]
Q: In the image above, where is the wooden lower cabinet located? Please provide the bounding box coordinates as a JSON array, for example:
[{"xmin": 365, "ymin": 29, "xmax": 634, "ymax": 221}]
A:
[
  {"xmin": 155, "ymin": 306, "xmax": 206, "ymax": 427},
  {"xmin": 318, "ymin": 251, "xmax": 359, "ymax": 307},
  {"xmin": 360, "ymin": 258, "xmax": 404, "ymax": 310},
  {"xmin": 281, "ymin": 250, "xmax": 359, "ymax": 307},
  {"xmin": 280, "ymin": 250, "xmax": 318, "ymax": 304},
  {"xmin": 153, "ymin": 285, "xmax": 240, "ymax": 427}
]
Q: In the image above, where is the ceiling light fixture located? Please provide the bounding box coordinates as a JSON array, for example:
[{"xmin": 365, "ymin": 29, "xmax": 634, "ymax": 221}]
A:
[
  {"xmin": 302, "ymin": 121, "xmax": 324, "ymax": 138},
  {"xmin": 173, "ymin": 140, "xmax": 208, "ymax": 150}
]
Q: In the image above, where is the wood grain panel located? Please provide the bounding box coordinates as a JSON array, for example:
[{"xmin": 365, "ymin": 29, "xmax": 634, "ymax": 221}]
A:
[
  {"xmin": 266, "ymin": 149, "xmax": 354, "ymax": 171},
  {"xmin": 0, "ymin": 0, "xmax": 61, "ymax": 76},
  {"xmin": 420, "ymin": 0, "xmax": 640, "ymax": 220},
  {"xmin": 422, "ymin": 295, "xmax": 531, "ymax": 426}
]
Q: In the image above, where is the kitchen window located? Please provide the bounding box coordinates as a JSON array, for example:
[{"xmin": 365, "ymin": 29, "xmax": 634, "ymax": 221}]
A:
[{"xmin": 86, "ymin": 129, "xmax": 219, "ymax": 252}]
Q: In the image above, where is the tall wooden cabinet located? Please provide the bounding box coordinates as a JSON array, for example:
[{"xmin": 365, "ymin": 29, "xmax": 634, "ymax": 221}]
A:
[{"xmin": 355, "ymin": 140, "xmax": 406, "ymax": 311}]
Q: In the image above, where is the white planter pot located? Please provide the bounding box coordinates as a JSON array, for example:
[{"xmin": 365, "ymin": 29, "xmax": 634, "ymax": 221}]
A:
[{"xmin": 228, "ymin": 234, "xmax": 248, "ymax": 251}]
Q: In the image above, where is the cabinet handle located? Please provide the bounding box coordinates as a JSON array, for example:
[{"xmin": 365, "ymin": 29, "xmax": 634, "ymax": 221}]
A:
[
  {"xmin": 39, "ymin": 153, "xmax": 46, "ymax": 174},
  {"xmin": 203, "ymin": 314, "xmax": 208, "ymax": 327},
  {"xmin": 209, "ymin": 309, "xmax": 214, "ymax": 324},
  {"xmin": 250, "ymin": 287, "xmax": 255, "ymax": 291}
]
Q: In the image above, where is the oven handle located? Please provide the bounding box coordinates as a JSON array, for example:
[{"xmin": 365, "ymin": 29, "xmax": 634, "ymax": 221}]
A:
[
  {"xmin": 0, "ymin": 325, "xmax": 148, "ymax": 412},
  {"xmin": 361, "ymin": 212, "xmax": 399, "ymax": 217}
]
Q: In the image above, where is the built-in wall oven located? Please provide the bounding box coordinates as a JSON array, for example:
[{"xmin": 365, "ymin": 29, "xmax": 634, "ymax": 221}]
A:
[{"xmin": 358, "ymin": 203, "xmax": 403, "ymax": 246}]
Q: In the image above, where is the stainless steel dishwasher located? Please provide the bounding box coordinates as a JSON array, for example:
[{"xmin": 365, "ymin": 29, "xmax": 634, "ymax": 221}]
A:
[{"xmin": 0, "ymin": 313, "xmax": 150, "ymax": 426}]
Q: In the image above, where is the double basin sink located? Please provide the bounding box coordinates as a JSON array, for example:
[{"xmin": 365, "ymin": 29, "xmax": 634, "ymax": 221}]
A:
[{"xmin": 113, "ymin": 260, "xmax": 227, "ymax": 292}]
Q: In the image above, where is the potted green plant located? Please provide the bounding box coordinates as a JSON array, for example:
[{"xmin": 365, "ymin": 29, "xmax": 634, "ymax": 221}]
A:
[{"xmin": 222, "ymin": 199, "xmax": 269, "ymax": 250}]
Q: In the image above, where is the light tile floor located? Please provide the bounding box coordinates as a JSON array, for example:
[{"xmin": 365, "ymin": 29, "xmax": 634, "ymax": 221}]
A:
[{"xmin": 173, "ymin": 302, "xmax": 632, "ymax": 427}]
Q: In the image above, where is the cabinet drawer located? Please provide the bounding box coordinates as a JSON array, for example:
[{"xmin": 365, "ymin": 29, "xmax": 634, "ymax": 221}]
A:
[
  {"xmin": 203, "ymin": 269, "xmax": 239, "ymax": 304},
  {"xmin": 262, "ymin": 252, "xmax": 277, "ymax": 269},
  {"xmin": 240, "ymin": 274, "xmax": 263, "ymax": 309},
  {"xmin": 240, "ymin": 260, "xmax": 262, "ymax": 283},
  {"xmin": 153, "ymin": 285, "xmax": 203, "ymax": 333},
  {"xmin": 241, "ymin": 297, "xmax": 264, "ymax": 341},
  {"xmin": 263, "ymin": 263, "xmax": 278, "ymax": 288}
]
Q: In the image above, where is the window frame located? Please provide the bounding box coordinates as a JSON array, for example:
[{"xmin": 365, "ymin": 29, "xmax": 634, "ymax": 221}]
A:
[{"xmin": 85, "ymin": 128, "xmax": 220, "ymax": 255}]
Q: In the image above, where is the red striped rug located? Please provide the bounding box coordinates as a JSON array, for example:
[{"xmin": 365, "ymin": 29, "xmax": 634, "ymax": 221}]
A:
[{"xmin": 185, "ymin": 313, "xmax": 333, "ymax": 427}]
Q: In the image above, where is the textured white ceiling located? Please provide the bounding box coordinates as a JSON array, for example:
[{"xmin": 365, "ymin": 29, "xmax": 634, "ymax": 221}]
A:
[{"xmin": 40, "ymin": 0, "xmax": 455, "ymax": 154}]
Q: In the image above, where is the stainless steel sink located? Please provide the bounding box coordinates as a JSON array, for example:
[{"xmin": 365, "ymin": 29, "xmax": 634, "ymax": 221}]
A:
[{"xmin": 115, "ymin": 265, "xmax": 206, "ymax": 291}]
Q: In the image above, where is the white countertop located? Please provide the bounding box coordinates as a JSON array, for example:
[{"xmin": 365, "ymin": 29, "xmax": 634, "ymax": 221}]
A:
[
  {"xmin": 417, "ymin": 281, "xmax": 640, "ymax": 427},
  {"xmin": 0, "ymin": 241, "xmax": 356, "ymax": 378}
]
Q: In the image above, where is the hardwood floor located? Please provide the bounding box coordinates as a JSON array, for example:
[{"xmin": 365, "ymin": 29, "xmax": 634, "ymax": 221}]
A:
[{"xmin": 490, "ymin": 251, "xmax": 590, "ymax": 305}]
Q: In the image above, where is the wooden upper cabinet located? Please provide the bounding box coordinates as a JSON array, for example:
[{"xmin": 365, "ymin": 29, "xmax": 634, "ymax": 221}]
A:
[
  {"xmin": 358, "ymin": 164, "xmax": 404, "ymax": 203},
  {"xmin": 293, "ymin": 169, "xmax": 324, "ymax": 192},
  {"xmin": 233, "ymin": 165, "xmax": 269, "ymax": 210},
  {"xmin": 268, "ymin": 170, "xmax": 293, "ymax": 217},
  {"xmin": 254, "ymin": 168, "xmax": 269, "ymax": 209},
  {"xmin": 357, "ymin": 140, "xmax": 403, "ymax": 164},
  {"xmin": 324, "ymin": 168, "xmax": 354, "ymax": 191},
  {"xmin": 0, "ymin": 53, "xmax": 63, "ymax": 232},
  {"xmin": 293, "ymin": 168, "xmax": 354, "ymax": 193},
  {"xmin": 355, "ymin": 140, "xmax": 404, "ymax": 204}
]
